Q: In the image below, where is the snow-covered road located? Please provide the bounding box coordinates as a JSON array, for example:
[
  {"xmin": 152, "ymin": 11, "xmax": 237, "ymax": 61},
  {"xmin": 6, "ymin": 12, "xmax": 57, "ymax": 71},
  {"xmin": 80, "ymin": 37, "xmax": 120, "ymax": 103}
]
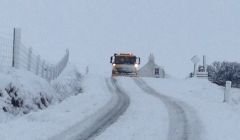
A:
[
  {"xmin": 97, "ymin": 77, "xmax": 202, "ymax": 140},
  {"xmin": 134, "ymin": 78, "xmax": 201, "ymax": 140},
  {"xmin": 97, "ymin": 77, "xmax": 169, "ymax": 140},
  {"xmin": 50, "ymin": 78, "xmax": 130, "ymax": 140}
]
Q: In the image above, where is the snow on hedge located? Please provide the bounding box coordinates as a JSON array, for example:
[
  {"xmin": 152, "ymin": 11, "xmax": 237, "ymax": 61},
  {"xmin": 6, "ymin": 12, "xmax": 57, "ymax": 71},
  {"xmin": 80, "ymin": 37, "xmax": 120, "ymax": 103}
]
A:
[
  {"xmin": 208, "ymin": 61, "xmax": 240, "ymax": 87},
  {"xmin": 51, "ymin": 64, "xmax": 82, "ymax": 101},
  {"xmin": 0, "ymin": 64, "xmax": 82, "ymax": 117}
]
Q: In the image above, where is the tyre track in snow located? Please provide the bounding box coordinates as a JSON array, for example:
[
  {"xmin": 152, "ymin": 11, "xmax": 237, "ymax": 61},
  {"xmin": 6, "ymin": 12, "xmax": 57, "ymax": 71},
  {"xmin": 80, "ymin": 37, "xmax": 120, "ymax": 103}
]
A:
[
  {"xmin": 50, "ymin": 78, "xmax": 130, "ymax": 140},
  {"xmin": 134, "ymin": 78, "xmax": 201, "ymax": 140}
]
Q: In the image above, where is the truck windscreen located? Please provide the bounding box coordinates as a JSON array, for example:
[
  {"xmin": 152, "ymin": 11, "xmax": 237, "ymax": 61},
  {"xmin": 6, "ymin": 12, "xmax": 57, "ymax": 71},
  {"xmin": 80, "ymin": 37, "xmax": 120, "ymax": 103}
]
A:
[{"xmin": 114, "ymin": 56, "xmax": 136, "ymax": 64}]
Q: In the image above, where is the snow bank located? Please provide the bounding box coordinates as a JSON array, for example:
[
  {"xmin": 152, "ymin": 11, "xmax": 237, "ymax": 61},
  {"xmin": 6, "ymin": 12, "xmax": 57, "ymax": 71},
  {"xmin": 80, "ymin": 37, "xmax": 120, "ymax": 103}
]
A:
[
  {"xmin": 51, "ymin": 64, "xmax": 82, "ymax": 101},
  {"xmin": 0, "ymin": 64, "xmax": 82, "ymax": 119},
  {"xmin": 0, "ymin": 68, "xmax": 56, "ymax": 117}
]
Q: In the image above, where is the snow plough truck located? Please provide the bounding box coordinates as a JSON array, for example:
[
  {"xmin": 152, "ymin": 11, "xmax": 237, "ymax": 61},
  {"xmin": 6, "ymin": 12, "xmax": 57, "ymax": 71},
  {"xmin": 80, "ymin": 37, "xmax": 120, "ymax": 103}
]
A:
[{"xmin": 110, "ymin": 53, "xmax": 140, "ymax": 76}]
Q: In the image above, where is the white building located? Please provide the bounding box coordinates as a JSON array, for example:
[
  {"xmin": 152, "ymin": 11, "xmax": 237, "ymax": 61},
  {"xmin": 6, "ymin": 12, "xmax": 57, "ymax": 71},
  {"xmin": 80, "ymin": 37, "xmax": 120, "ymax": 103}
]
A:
[{"xmin": 138, "ymin": 54, "xmax": 165, "ymax": 78}]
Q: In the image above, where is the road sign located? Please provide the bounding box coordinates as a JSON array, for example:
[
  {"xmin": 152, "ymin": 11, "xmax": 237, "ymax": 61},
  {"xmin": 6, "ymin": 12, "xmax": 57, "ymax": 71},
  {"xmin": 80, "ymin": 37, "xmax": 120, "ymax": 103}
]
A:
[{"xmin": 191, "ymin": 55, "xmax": 200, "ymax": 64}]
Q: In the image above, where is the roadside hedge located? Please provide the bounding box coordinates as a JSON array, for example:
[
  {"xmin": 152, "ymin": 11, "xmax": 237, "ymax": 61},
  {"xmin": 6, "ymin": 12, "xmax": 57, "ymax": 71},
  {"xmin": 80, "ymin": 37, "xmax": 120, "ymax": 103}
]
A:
[{"xmin": 207, "ymin": 61, "xmax": 240, "ymax": 88}]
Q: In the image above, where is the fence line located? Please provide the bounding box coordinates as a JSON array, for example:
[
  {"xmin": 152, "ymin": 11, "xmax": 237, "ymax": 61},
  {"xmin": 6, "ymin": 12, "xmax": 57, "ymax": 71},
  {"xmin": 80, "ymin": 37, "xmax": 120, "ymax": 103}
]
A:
[
  {"xmin": 0, "ymin": 36, "xmax": 13, "ymax": 67},
  {"xmin": 0, "ymin": 28, "xmax": 69, "ymax": 82}
]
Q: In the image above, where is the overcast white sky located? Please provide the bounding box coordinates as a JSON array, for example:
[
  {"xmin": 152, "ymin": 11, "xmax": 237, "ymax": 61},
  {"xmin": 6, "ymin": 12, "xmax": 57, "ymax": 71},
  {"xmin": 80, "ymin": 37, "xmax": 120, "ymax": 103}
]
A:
[{"xmin": 0, "ymin": 0, "xmax": 239, "ymax": 77}]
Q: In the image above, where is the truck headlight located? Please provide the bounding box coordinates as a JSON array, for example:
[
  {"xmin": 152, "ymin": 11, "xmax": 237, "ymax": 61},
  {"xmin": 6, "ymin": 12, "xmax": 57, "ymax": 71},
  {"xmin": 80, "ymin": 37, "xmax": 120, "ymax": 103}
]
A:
[{"xmin": 134, "ymin": 64, "xmax": 139, "ymax": 68}]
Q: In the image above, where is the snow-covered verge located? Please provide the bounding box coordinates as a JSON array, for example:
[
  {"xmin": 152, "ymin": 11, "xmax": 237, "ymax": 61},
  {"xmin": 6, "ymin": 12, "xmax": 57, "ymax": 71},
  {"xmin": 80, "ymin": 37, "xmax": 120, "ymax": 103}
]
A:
[
  {"xmin": 0, "ymin": 74, "xmax": 111, "ymax": 140},
  {"xmin": 0, "ymin": 68, "xmax": 56, "ymax": 119},
  {"xmin": 144, "ymin": 78, "xmax": 240, "ymax": 140},
  {"xmin": 0, "ymin": 64, "xmax": 82, "ymax": 121},
  {"xmin": 51, "ymin": 64, "xmax": 83, "ymax": 100}
]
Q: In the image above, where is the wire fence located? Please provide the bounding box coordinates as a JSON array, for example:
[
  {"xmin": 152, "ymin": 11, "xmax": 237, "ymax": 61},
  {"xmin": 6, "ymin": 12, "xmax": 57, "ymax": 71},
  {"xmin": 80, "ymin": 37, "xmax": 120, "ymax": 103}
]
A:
[
  {"xmin": 0, "ymin": 36, "xmax": 13, "ymax": 67},
  {"xmin": 0, "ymin": 28, "xmax": 69, "ymax": 82}
]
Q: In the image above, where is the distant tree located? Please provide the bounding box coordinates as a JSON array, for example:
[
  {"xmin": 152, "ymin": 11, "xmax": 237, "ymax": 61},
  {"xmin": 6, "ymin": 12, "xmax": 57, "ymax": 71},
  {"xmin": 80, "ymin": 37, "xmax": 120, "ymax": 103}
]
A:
[{"xmin": 208, "ymin": 61, "xmax": 240, "ymax": 87}]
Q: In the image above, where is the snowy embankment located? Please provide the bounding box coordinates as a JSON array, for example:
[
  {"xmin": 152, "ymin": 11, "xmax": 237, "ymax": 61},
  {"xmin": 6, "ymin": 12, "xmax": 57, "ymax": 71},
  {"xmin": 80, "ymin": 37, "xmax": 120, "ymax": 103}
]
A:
[
  {"xmin": 0, "ymin": 68, "xmax": 56, "ymax": 119},
  {"xmin": 144, "ymin": 78, "xmax": 240, "ymax": 140},
  {"xmin": 0, "ymin": 64, "xmax": 81, "ymax": 118},
  {"xmin": 0, "ymin": 67, "xmax": 110, "ymax": 140}
]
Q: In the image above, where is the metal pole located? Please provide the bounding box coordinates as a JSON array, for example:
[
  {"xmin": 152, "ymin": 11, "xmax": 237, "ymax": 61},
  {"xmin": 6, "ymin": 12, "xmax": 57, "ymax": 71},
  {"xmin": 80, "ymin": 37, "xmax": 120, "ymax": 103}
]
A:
[
  {"xmin": 27, "ymin": 47, "xmax": 32, "ymax": 71},
  {"xmin": 12, "ymin": 28, "xmax": 16, "ymax": 67},
  {"xmin": 194, "ymin": 63, "xmax": 197, "ymax": 77},
  {"xmin": 12, "ymin": 28, "xmax": 21, "ymax": 68},
  {"xmin": 203, "ymin": 55, "xmax": 206, "ymax": 72}
]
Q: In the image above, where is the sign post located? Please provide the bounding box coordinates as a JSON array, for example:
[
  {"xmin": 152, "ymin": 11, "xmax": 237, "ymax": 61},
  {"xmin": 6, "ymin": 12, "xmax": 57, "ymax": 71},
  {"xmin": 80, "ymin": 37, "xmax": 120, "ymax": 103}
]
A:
[
  {"xmin": 224, "ymin": 81, "xmax": 232, "ymax": 103},
  {"xmin": 191, "ymin": 55, "xmax": 200, "ymax": 77}
]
